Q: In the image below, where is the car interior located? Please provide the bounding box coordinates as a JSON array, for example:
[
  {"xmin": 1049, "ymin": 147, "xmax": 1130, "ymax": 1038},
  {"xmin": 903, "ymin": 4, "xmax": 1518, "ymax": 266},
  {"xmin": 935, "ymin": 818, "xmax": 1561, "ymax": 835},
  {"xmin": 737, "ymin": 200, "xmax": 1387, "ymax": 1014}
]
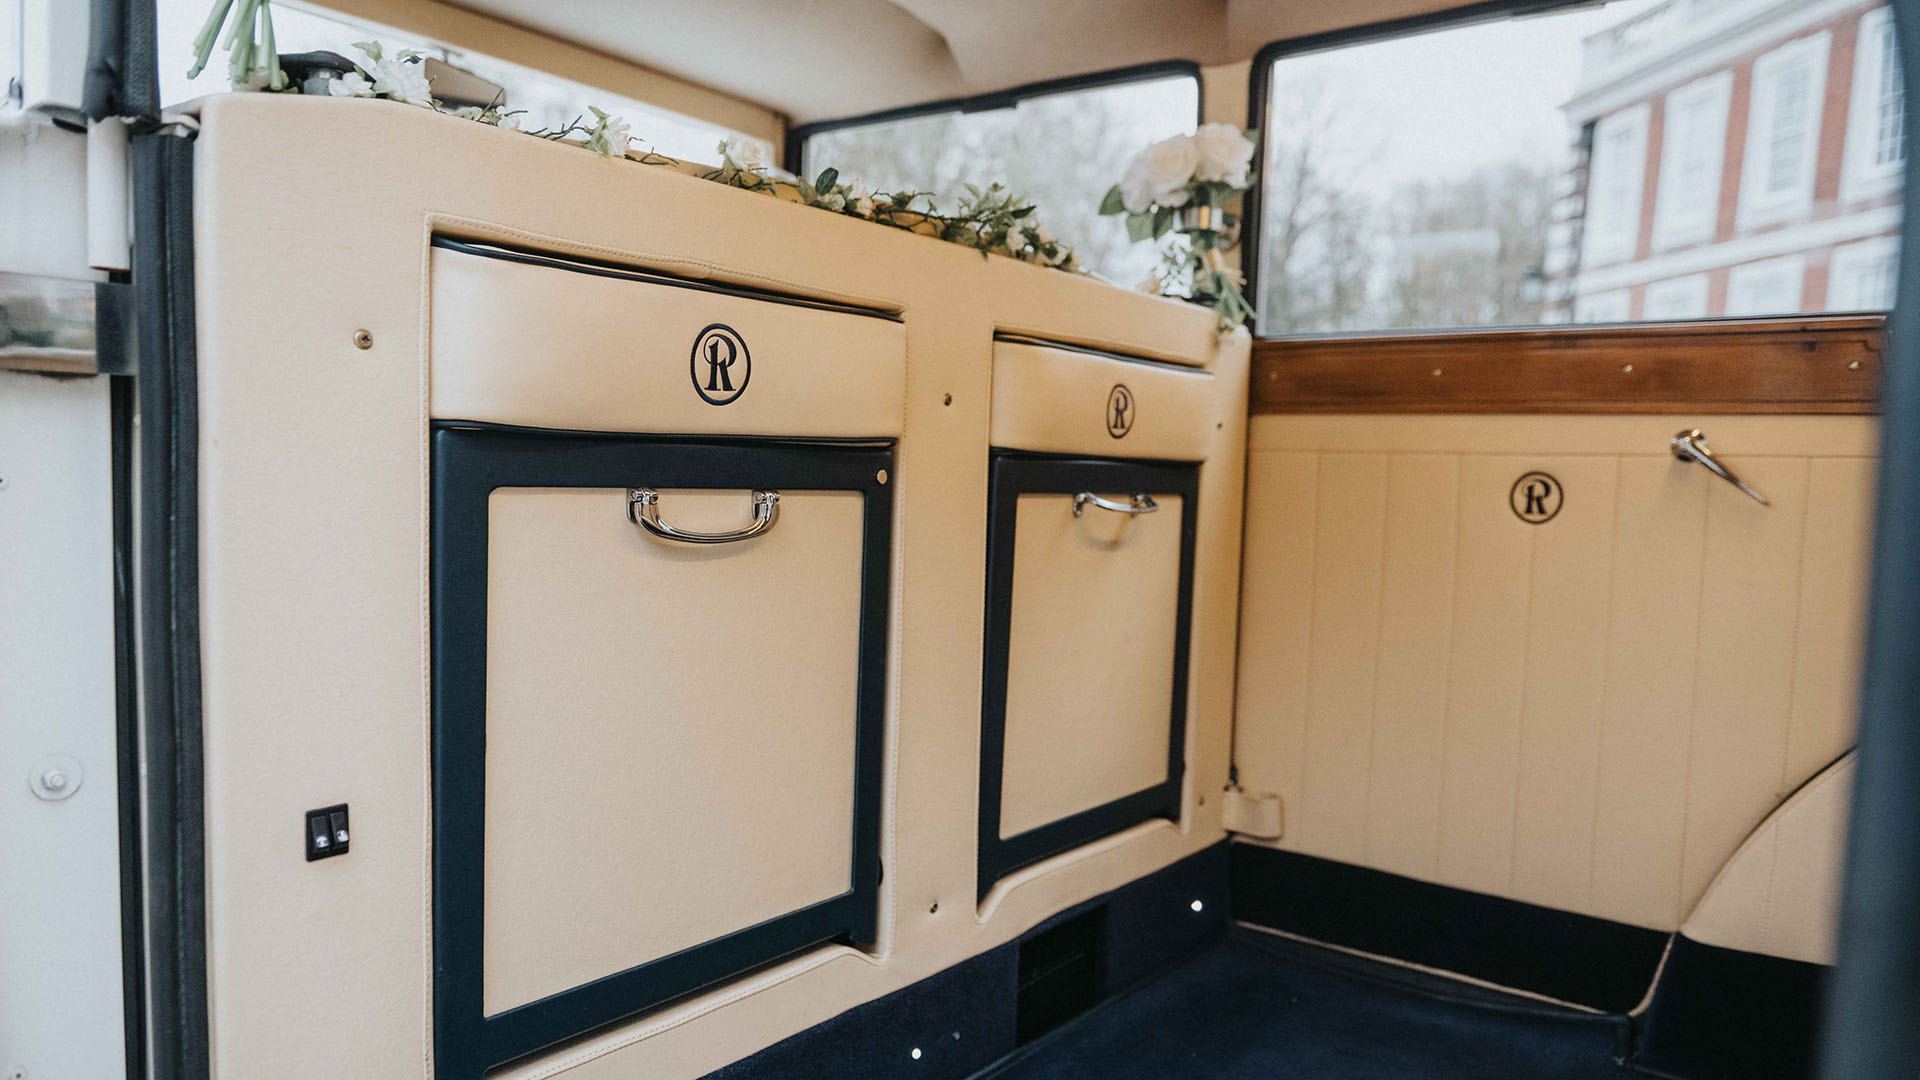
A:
[{"xmin": 3, "ymin": 0, "xmax": 1919, "ymax": 1077}]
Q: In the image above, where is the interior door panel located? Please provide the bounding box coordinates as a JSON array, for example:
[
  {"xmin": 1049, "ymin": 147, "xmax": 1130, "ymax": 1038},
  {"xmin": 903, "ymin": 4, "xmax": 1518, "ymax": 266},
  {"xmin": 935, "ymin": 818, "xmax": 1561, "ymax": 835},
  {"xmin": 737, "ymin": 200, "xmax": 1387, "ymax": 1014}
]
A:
[{"xmin": 1233, "ymin": 414, "xmax": 1874, "ymax": 938}]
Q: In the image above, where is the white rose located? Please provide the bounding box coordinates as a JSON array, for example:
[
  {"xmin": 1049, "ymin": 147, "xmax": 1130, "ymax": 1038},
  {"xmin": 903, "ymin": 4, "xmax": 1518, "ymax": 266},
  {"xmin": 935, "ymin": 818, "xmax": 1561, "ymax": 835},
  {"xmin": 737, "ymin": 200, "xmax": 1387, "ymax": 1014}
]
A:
[
  {"xmin": 848, "ymin": 183, "xmax": 875, "ymax": 216},
  {"xmin": 371, "ymin": 56, "xmax": 433, "ymax": 108},
  {"xmin": 602, "ymin": 117, "xmax": 631, "ymax": 157},
  {"xmin": 725, "ymin": 138, "xmax": 770, "ymax": 171},
  {"xmin": 1192, "ymin": 123, "xmax": 1254, "ymax": 184},
  {"xmin": 327, "ymin": 71, "xmax": 374, "ymax": 98},
  {"xmin": 1119, "ymin": 160, "xmax": 1160, "ymax": 213},
  {"xmin": 1135, "ymin": 134, "xmax": 1199, "ymax": 203}
]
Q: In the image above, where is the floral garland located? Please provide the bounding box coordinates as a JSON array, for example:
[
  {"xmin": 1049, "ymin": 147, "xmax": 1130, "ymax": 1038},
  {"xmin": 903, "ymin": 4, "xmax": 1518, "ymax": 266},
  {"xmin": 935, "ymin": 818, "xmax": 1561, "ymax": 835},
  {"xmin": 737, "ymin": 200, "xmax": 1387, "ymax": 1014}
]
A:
[
  {"xmin": 186, "ymin": 2, "xmax": 1084, "ymax": 275},
  {"xmin": 1100, "ymin": 125, "xmax": 1258, "ymax": 331}
]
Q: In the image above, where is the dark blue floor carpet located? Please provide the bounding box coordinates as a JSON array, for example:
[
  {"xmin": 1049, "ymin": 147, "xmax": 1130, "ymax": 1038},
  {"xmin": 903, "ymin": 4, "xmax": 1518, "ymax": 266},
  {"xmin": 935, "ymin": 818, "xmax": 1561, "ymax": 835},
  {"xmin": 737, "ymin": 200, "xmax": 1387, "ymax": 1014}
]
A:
[{"xmin": 988, "ymin": 932, "xmax": 1632, "ymax": 1080}]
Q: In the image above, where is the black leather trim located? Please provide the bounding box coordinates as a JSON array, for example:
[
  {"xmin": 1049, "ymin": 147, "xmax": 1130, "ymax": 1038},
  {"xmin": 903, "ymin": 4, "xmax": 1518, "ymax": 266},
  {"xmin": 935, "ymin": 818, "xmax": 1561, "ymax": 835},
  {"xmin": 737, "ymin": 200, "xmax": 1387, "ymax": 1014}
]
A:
[{"xmin": 1229, "ymin": 843, "xmax": 1667, "ymax": 1013}]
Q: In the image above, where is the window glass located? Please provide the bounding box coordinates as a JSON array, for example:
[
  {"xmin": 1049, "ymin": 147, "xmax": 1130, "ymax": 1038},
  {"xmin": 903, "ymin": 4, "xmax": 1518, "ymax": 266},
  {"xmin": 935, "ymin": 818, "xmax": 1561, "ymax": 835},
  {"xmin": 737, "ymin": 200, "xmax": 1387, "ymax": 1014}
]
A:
[
  {"xmin": 1256, "ymin": 0, "xmax": 1904, "ymax": 335},
  {"xmin": 800, "ymin": 73, "xmax": 1200, "ymax": 285},
  {"xmin": 153, "ymin": 0, "xmax": 765, "ymax": 164}
]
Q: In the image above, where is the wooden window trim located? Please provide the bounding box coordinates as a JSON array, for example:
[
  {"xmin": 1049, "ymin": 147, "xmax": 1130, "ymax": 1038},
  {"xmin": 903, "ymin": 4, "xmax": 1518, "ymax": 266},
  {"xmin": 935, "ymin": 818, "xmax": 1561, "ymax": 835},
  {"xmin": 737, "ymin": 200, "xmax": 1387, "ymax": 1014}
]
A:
[{"xmin": 1250, "ymin": 315, "xmax": 1882, "ymax": 415}]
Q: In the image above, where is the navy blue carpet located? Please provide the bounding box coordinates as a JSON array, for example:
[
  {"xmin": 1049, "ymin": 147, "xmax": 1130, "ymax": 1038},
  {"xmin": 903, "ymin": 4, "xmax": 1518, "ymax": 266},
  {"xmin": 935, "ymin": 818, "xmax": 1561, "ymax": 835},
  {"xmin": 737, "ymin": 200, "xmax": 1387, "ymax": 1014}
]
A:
[{"xmin": 986, "ymin": 931, "xmax": 1631, "ymax": 1080}]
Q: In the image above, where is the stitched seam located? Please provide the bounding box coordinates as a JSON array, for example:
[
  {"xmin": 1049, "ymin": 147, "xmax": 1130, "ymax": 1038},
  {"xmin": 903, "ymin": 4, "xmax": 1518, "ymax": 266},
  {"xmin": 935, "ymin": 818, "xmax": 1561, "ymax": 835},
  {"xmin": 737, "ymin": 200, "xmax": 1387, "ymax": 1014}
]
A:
[
  {"xmin": 1433, "ymin": 455, "xmax": 1466, "ymax": 880},
  {"xmin": 425, "ymin": 213, "xmax": 903, "ymax": 314},
  {"xmin": 1779, "ymin": 457, "xmax": 1816, "ymax": 798},
  {"xmin": 1586, "ymin": 456, "xmax": 1626, "ymax": 916},
  {"xmin": 1674, "ymin": 486, "xmax": 1713, "ymax": 925},
  {"xmin": 1359, "ymin": 455, "xmax": 1391, "ymax": 865},
  {"xmin": 1506, "ymin": 515, "xmax": 1541, "ymax": 895},
  {"xmin": 417, "ymin": 222, "xmax": 436, "ymax": 1079},
  {"xmin": 1295, "ymin": 454, "xmax": 1325, "ymax": 849}
]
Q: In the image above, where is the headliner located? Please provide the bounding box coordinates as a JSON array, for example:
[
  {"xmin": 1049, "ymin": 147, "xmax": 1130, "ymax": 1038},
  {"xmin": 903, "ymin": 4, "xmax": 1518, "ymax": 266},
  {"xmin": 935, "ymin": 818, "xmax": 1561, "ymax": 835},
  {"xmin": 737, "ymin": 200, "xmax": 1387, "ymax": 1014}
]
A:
[{"xmin": 441, "ymin": 0, "xmax": 1487, "ymax": 124}]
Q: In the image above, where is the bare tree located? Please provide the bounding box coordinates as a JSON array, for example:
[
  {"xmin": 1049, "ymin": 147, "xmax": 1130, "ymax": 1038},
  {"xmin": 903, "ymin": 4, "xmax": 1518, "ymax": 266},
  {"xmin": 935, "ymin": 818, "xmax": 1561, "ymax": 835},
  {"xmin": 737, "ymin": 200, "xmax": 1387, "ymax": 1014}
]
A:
[
  {"xmin": 1258, "ymin": 81, "xmax": 1379, "ymax": 333},
  {"xmin": 1383, "ymin": 161, "xmax": 1554, "ymax": 328},
  {"xmin": 807, "ymin": 84, "xmax": 1186, "ymax": 284}
]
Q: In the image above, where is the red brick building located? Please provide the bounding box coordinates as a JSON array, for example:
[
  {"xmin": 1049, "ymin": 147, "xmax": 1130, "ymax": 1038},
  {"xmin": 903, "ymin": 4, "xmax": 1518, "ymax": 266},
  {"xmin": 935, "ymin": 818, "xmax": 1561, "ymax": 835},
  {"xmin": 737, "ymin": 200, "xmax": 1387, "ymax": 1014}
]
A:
[{"xmin": 1546, "ymin": 0, "xmax": 1903, "ymax": 322}]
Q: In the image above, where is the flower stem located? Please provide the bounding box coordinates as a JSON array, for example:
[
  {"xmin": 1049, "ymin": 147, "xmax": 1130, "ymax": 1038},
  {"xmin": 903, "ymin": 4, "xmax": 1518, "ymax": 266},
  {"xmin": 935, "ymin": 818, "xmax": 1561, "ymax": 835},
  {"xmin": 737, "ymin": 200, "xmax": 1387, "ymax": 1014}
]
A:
[
  {"xmin": 261, "ymin": 3, "xmax": 284, "ymax": 90},
  {"xmin": 186, "ymin": 0, "xmax": 235, "ymax": 78}
]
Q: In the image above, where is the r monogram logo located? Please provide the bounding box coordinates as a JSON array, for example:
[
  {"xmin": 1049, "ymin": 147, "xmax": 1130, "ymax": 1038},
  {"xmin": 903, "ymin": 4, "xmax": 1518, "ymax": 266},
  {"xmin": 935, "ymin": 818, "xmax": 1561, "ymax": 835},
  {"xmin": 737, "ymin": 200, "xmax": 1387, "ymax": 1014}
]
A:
[
  {"xmin": 1510, "ymin": 471, "xmax": 1563, "ymax": 524},
  {"xmin": 1106, "ymin": 383, "xmax": 1135, "ymax": 438},
  {"xmin": 690, "ymin": 324, "xmax": 750, "ymax": 405}
]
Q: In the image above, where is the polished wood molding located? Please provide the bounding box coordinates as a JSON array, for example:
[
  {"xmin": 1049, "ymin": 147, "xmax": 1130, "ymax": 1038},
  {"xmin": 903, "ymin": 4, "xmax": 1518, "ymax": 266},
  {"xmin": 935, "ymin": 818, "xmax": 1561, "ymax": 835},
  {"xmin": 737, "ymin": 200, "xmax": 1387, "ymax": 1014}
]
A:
[{"xmin": 1251, "ymin": 316, "xmax": 1883, "ymax": 414}]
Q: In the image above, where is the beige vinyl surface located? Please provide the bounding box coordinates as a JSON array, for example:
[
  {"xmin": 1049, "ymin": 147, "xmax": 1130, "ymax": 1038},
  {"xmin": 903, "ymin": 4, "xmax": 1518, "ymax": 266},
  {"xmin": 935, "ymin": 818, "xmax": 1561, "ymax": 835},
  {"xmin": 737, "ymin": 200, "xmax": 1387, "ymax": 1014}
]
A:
[
  {"xmin": 1682, "ymin": 752, "xmax": 1853, "ymax": 965},
  {"xmin": 1000, "ymin": 494, "xmax": 1184, "ymax": 838},
  {"xmin": 990, "ymin": 340, "xmax": 1216, "ymax": 461},
  {"xmin": 1234, "ymin": 414, "xmax": 1874, "ymax": 940},
  {"xmin": 482, "ymin": 487, "xmax": 864, "ymax": 1014},
  {"xmin": 188, "ymin": 94, "xmax": 1247, "ymax": 1080},
  {"xmin": 432, "ymin": 246, "xmax": 908, "ymax": 437}
]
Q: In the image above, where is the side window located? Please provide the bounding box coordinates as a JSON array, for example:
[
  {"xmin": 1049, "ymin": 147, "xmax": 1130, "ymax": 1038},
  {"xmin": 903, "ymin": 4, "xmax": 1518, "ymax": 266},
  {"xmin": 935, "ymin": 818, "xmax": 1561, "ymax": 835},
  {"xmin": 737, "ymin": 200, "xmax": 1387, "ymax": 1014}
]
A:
[
  {"xmin": 796, "ymin": 71, "xmax": 1200, "ymax": 286},
  {"xmin": 1254, "ymin": 0, "xmax": 1903, "ymax": 334}
]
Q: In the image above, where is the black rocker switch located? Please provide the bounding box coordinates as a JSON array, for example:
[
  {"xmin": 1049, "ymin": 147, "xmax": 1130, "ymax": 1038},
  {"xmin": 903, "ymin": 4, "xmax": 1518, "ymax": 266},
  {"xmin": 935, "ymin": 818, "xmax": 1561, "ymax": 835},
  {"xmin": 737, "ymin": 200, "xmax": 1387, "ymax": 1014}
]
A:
[{"xmin": 306, "ymin": 803, "xmax": 349, "ymax": 861}]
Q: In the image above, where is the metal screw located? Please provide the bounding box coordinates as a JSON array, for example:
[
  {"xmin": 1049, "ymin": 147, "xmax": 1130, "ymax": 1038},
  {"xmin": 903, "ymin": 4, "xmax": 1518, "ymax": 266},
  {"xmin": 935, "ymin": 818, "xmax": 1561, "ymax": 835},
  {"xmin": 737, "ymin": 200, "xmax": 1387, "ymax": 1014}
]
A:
[
  {"xmin": 1622, "ymin": 364, "xmax": 1634, "ymax": 373},
  {"xmin": 1431, "ymin": 368, "xmax": 1443, "ymax": 377},
  {"xmin": 877, "ymin": 469, "xmax": 889, "ymax": 485},
  {"xmin": 928, "ymin": 901, "xmax": 938, "ymax": 914},
  {"xmin": 1849, "ymin": 360, "xmax": 1862, "ymax": 370},
  {"xmin": 352, "ymin": 329, "xmax": 374, "ymax": 350},
  {"xmin": 29, "ymin": 755, "xmax": 82, "ymax": 801},
  {"xmin": 911, "ymin": 1048, "xmax": 922, "ymax": 1060},
  {"xmin": 942, "ymin": 393, "xmax": 953, "ymax": 406}
]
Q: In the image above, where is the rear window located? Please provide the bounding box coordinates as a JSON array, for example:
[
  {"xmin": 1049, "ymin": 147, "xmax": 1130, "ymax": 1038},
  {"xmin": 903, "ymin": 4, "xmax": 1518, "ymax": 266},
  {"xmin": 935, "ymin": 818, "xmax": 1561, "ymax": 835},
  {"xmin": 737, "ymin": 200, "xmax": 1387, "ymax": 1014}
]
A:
[
  {"xmin": 153, "ymin": 0, "xmax": 767, "ymax": 165},
  {"xmin": 1253, "ymin": 0, "xmax": 1904, "ymax": 335},
  {"xmin": 799, "ymin": 71, "xmax": 1201, "ymax": 286}
]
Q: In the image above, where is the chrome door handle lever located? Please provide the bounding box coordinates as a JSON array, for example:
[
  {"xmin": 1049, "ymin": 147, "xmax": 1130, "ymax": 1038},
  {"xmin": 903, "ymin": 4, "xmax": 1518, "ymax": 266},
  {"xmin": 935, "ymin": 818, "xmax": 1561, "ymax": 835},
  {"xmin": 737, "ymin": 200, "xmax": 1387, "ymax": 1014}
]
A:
[{"xmin": 1672, "ymin": 429, "xmax": 1768, "ymax": 506}]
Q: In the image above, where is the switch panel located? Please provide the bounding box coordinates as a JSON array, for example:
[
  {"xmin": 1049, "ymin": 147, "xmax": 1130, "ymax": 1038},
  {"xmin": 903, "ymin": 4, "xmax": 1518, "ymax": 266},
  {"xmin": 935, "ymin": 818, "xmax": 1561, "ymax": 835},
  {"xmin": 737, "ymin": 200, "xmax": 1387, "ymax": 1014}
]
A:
[{"xmin": 305, "ymin": 803, "xmax": 350, "ymax": 861}]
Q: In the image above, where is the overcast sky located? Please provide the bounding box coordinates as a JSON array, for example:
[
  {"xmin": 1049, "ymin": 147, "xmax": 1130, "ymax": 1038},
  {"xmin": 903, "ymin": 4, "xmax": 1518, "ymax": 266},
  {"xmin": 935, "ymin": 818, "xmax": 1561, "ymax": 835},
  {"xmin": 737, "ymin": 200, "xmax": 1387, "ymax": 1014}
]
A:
[{"xmin": 1267, "ymin": 0, "xmax": 1663, "ymax": 200}]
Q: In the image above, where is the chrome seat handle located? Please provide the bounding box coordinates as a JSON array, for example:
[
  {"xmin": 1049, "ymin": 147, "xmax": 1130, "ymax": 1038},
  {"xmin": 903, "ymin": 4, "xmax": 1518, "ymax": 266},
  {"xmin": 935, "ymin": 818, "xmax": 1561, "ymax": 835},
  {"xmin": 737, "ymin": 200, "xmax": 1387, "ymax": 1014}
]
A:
[
  {"xmin": 1073, "ymin": 492, "xmax": 1159, "ymax": 518},
  {"xmin": 626, "ymin": 488, "xmax": 780, "ymax": 543},
  {"xmin": 1672, "ymin": 429, "xmax": 1768, "ymax": 506}
]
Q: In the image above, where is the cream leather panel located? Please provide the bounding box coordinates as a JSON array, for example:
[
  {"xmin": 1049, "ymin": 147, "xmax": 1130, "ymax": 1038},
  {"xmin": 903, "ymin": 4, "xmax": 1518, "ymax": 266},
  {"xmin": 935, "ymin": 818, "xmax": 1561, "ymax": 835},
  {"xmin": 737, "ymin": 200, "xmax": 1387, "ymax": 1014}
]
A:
[
  {"xmin": 1682, "ymin": 753, "xmax": 1852, "ymax": 965},
  {"xmin": 990, "ymin": 339, "xmax": 1215, "ymax": 461},
  {"xmin": 483, "ymin": 487, "xmax": 863, "ymax": 1014},
  {"xmin": 1235, "ymin": 414, "xmax": 1873, "ymax": 933},
  {"xmin": 189, "ymin": 94, "xmax": 1242, "ymax": 1080},
  {"xmin": 431, "ymin": 245, "xmax": 907, "ymax": 437},
  {"xmin": 1000, "ymin": 494, "xmax": 1184, "ymax": 837}
]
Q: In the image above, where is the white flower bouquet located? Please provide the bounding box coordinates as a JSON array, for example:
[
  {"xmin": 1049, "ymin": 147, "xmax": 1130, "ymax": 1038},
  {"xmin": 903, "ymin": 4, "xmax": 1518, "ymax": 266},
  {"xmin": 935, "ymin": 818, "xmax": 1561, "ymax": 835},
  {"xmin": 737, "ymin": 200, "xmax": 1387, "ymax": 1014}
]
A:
[{"xmin": 1100, "ymin": 124, "xmax": 1257, "ymax": 330}]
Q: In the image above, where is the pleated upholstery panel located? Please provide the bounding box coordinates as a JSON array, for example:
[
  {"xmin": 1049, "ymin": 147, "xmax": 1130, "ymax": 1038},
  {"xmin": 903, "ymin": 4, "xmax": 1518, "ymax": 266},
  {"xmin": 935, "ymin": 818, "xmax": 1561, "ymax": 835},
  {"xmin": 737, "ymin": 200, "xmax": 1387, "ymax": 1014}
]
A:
[{"xmin": 1233, "ymin": 414, "xmax": 1875, "ymax": 933}]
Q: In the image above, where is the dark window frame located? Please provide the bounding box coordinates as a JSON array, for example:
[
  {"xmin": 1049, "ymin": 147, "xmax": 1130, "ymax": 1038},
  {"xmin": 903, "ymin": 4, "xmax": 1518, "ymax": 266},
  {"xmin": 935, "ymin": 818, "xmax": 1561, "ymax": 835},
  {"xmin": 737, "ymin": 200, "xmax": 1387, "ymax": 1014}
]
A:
[{"xmin": 785, "ymin": 60, "xmax": 1205, "ymax": 177}]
